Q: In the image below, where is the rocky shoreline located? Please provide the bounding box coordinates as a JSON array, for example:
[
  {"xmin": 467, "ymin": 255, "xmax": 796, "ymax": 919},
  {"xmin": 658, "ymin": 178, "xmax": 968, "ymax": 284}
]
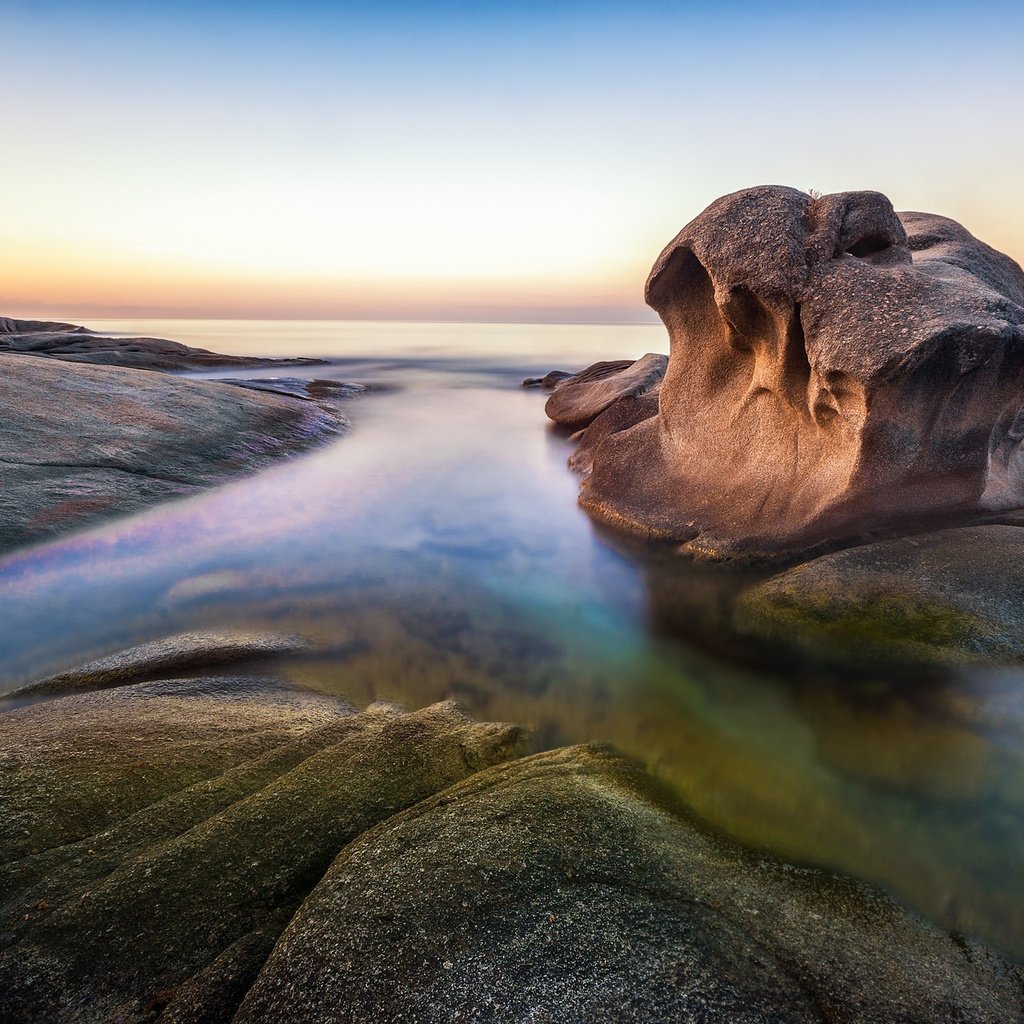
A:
[
  {"xmin": 0, "ymin": 318, "xmax": 327, "ymax": 372},
  {"xmin": 0, "ymin": 318, "xmax": 356, "ymax": 555},
  {"xmin": 1, "ymin": 653, "xmax": 1021, "ymax": 1023},
  {"xmin": 5, "ymin": 188, "xmax": 1024, "ymax": 1022}
]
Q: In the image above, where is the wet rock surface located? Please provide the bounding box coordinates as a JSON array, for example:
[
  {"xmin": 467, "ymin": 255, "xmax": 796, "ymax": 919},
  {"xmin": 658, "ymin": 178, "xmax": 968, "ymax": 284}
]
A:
[
  {"xmin": 541, "ymin": 187, "xmax": 1024, "ymax": 559},
  {"xmin": 237, "ymin": 744, "xmax": 1024, "ymax": 1024},
  {"xmin": 0, "ymin": 352, "xmax": 347, "ymax": 554},
  {"xmin": 0, "ymin": 317, "xmax": 326, "ymax": 372},
  {"xmin": 735, "ymin": 524, "xmax": 1024, "ymax": 669}
]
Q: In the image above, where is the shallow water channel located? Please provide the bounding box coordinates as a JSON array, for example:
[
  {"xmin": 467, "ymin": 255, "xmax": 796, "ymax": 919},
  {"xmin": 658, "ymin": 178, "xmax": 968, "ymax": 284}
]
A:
[{"xmin": 2, "ymin": 320, "xmax": 1023, "ymax": 960}]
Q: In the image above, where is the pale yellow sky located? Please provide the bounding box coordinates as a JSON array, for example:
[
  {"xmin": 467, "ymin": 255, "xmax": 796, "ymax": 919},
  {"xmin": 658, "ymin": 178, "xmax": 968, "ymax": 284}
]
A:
[{"xmin": 4, "ymin": 2, "xmax": 1023, "ymax": 322}]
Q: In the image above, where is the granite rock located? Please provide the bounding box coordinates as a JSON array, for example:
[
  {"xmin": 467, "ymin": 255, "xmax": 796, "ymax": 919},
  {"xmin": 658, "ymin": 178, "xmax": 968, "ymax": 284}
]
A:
[{"xmin": 550, "ymin": 188, "xmax": 1024, "ymax": 559}]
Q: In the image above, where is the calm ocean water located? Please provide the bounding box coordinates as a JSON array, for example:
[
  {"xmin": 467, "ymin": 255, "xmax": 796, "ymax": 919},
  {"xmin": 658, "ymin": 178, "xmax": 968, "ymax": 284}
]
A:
[{"xmin": 2, "ymin": 319, "xmax": 1023, "ymax": 959}]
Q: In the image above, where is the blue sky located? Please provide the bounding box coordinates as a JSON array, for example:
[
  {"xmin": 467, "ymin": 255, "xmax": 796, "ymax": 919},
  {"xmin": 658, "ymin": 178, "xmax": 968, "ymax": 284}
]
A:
[{"xmin": 2, "ymin": 0, "xmax": 1022, "ymax": 320}]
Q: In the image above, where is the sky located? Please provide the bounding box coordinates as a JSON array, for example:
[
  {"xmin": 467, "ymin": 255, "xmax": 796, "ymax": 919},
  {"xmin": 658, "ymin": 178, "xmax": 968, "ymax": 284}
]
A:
[{"xmin": 2, "ymin": 0, "xmax": 1023, "ymax": 322}]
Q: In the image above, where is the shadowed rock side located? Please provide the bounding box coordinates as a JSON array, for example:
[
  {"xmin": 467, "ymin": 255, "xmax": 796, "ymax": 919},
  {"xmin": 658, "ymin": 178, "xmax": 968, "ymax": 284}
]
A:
[
  {"xmin": 0, "ymin": 352, "xmax": 347, "ymax": 553},
  {"xmin": 735, "ymin": 524, "xmax": 1024, "ymax": 669},
  {"xmin": 0, "ymin": 317, "xmax": 326, "ymax": 372},
  {"xmin": 0, "ymin": 674, "xmax": 1021, "ymax": 1022},
  {"xmin": 542, "ymin": 187, "xmax": 1024, "ymax": 559}
]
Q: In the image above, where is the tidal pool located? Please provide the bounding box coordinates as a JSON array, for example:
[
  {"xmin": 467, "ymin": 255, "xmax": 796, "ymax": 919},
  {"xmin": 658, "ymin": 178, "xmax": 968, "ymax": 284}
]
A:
[{"xmin": 1, "ymin": 320, "xmax": 1022, "ymax": 961}]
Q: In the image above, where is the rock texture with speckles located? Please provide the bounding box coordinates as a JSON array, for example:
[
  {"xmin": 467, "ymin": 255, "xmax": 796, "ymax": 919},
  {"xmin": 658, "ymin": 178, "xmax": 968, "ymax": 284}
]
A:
[
  {"xmin": 547, "ymin": 187, "xmax": 1024, "ymax": 559},
  {"xmin": 236, "ymin": 744, "xmax": 1024, "ymax": 1024},
  {"xmin": 1, "ymin": 671, "xmax": 1021, "ymax": 1023},
  {"xmin": 0, "ymin": 683, "xmax": 524, "ymax": 1024}
]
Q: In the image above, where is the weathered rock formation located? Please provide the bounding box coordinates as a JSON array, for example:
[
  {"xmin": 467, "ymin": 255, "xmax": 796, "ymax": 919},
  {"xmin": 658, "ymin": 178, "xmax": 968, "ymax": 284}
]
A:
[
  {"xmin": 0, "ymin": 317, "xmax": 325, "ymax": 372},
  {"xmin": 0, "ymin": 352, "xmax": 347, "ymax": 554},
  {"xmin": 543, "ymin": 187, "xmax": 1024, "ymax": 558},
  {"xmin": 0, "ymin": 680, "xmax": 523, "ymax": 1023}
]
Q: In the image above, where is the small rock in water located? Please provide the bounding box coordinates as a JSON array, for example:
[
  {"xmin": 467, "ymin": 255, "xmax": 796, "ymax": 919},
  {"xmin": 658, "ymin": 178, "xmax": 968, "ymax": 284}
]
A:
[
  {"xmin": 217, "ymin": 377, "xmax": 367, "ymax": 402},
  {"xmin": 4, "ymin": 630, "xmax": 312, "ymax": 700}
]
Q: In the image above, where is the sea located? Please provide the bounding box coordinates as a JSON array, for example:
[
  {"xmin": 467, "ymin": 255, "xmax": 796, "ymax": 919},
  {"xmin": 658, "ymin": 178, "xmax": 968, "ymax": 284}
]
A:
[{"xmin": 1, "ymin": 318, "xmax": 1022, "ymax": 959}]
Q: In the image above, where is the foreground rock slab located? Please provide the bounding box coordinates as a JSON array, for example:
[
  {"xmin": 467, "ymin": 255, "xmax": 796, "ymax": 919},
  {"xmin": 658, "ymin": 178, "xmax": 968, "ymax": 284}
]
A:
[
  {"xmin": 0, "ymin": 352, "xmax": 346, "ymax": 553},
  {"xmin": 0, "ymin": 681, "xmax": 523, "ymax": 1023},
  {"xmin": 735, "ymin": 524, "xmax": 1024, "ymax": 669},
  {"xmin": 0, "ymin": 317, "xmax": 325, "ymax": 372},
  {"xmin": 546, "ymin": 187, "xmax": 1024, "ymax": 559},
  {"xmin": 1, "ymin": 669, "xmax": 1020, "ymax": 1023},
  {"xmin": 237, "ymin": 744, "xmax": 1023, "ymax": 1024}
]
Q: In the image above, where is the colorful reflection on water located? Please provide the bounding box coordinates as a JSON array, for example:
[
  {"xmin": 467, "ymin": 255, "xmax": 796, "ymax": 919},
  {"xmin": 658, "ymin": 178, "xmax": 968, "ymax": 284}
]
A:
[{"xmin": 1, "ymin": 321, "xmax": 1022, "ymax": 961}]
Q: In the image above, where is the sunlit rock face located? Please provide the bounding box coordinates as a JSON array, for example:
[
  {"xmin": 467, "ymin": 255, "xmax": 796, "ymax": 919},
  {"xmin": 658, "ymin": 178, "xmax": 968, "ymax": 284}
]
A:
[{"xmin": 569, "ymin": 186, "xmax": 1024, "ymax": 558}]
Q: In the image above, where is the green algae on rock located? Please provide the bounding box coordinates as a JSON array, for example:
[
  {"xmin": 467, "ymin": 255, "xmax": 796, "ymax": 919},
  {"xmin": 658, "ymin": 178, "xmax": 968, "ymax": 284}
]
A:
[{"xmin": 735, "ymin": 525, "xmax": 1024, "ymax": 669}]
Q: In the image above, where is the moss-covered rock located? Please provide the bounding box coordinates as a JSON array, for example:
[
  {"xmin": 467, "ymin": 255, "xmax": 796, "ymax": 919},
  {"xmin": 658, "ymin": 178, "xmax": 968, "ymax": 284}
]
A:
[
  {"xmin": 237, "ymin": 744, "xmax": 1024, "ymax": 1024},
  {"xmin": 734, "ymin": 525, "xmax": 1024, "ymax": 669},
  {"xmin": 0, "ymin": 680, "xmax": 523, "ymax": 1023}
]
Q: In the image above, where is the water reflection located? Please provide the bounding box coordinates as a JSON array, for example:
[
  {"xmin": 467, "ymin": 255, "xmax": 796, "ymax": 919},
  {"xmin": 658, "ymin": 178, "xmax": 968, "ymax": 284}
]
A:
[{"xmin": 0, "ymin": 328, "xmax": 1022, "ymax": 961}]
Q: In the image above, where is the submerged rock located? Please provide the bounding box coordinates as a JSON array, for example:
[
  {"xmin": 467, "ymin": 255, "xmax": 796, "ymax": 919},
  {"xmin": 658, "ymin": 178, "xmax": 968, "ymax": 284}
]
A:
[
  {"xmin": 0, "ymin": 352, "xmax": 347, "ymax": 553},
  {"xmin": 735, "ymin": 524, "xmax": 1024, "ymax": 668},
  {"xmin": 546, "ymin": 187, "xmax": 1024, "ymax": 559},
  {"xmin": 236, "ymin": 745, "xmax": 1023, "ymax": 1024},
  {"xmin": 0, "ymin": 317, "xmax": 326, "ymax": 372},
  {"xmin": 217, "ymin": 377, "xmax": 368, "ymax": 402},
  {"xmin": 3, "ymin": 630, "xmax": 311, "ymax": 700}
]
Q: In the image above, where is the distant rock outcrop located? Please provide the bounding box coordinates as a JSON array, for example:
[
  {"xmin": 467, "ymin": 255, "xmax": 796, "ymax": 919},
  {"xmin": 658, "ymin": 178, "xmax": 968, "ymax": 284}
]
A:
[
  {"xmin": 0, "ymin": 352, "xmax": 346, "ymax": 553},
  {"xmin": 542, "ymin": 187, "xmax": 1024, "ymax": 558},
  {"xmin": 0, "ymin": 317, "xmax": 325, "ymax": 372}
]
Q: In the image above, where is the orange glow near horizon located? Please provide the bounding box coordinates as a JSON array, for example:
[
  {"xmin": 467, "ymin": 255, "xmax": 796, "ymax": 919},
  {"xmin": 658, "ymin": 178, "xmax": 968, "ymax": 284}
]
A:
[{"xmin": 4, "ymin": 3, "xmax": 1024, "ymax": 322}]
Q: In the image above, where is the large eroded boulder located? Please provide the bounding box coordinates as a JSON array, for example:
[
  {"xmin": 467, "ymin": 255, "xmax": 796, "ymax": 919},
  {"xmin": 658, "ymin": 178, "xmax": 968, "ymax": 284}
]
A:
[{"xmin": 551, "ymin": 187, "xmax": 1024, "ymax": 558}]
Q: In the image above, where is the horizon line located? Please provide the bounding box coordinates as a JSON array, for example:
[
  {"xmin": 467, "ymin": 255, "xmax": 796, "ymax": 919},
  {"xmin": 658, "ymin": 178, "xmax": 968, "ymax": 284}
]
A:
[{"xmin": 7, "ymin": 312, "xmax": 664, "ymax": 328}]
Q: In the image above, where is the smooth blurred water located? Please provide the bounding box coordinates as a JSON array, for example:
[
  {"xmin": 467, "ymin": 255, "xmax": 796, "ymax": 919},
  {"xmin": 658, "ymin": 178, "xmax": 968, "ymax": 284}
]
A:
[{"xmin": 2, "ymin": 320, "xmax": 1023, "ymax": 961}]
